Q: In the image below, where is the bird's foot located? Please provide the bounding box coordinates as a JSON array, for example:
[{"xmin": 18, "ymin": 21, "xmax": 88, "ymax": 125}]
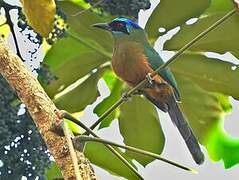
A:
[
  {"xmin": 121, "ymin": 92, "xmax": 131, "ymax": 102},
  {"xmin": 132, "ymin": 89, "xmax": 143, "ymax": 96},
  {"xmin": 146, "ymin": 73, "xmax": 154, "ymax": 85}
]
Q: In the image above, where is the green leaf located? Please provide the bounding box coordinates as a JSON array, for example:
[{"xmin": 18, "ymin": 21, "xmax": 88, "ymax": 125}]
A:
[
  {"xmin": 174, "ymin": 73, "xmax": 239, "ymax": 168},
  {"xmin": 54, "ymin": 71, "xmax": 101, "ymax": 113},
  {"xmin": 45, "ymin": 162, "xmax": 62, "ymax": 180},
  {"xmin": 58, "ymin": 1, "xmax": 113, "ymax": 52},
  {"xmin": 175, "ymin": 75, "xmax": 230, "ymax": 141},
  {"xmin": 94, "ymin": 79, "xmax": 123, "ymax": 129},
  {"xmin": 42, "ymin": 32, "xmax": 108, "ymax": 97},
  {"xmin": 42, "ymin": 0, "xmax": 113, "ymax": 97},
  {"xmin": 94, "ymin": 70, "xmax": 123, "ymax": 129},
  {"xmin": 66, "ymin": 119, "xmax": 81, "ymax": 134},
  {"xmin": 145, "ymin": 0, "xmax": 211, "ymax": 43},
  {"xmin": 164, "ymin": 7, "xmax": 239, "ymax": 57},
  {"xmin": 102, "ymin": 69, "xmax": 118, "ymax": 91},
  {"xmin": 205, "ymin": 121, "xmax": 239, "ymax": 169},
  {"xmin": 170, "ymin": 54, "xmax": 239, "ymax": 167},
  {"xmin": 84, "ymin": 142, "xmax": 139, "ymax": 180},
  {"xmin": 118, "ymin": 96, "xmax": 165, "ymax": 166},
  {"xmin": 171, "ymin": 54, "xmax": 239, "ymax": 100}
]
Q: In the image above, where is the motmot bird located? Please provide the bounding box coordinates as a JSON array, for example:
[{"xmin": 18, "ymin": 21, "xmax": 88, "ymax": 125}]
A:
[{"xmin": 93, "ymin": 17, "xmax": 204, "ymax": 165}]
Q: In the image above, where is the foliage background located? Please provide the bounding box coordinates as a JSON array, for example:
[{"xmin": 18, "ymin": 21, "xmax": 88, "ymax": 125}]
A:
[
  {"xmin": 0, "ymin": 0, "xmax": 239, "ymax": 179},
  {"xmin": 86, "ymin": 2, "xmax": 239, "ymax": 178}
]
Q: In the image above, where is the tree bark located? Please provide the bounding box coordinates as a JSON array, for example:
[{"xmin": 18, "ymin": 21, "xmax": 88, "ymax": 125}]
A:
[{"xmin": 0, "ymin": 39, "xmax": 96, "ymax": 180}]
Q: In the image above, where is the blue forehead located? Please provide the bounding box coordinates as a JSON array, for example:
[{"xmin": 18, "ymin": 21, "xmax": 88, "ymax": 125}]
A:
[{"xmin": 112, "ymin": 17, "xmax": 142, "ymax": 29}]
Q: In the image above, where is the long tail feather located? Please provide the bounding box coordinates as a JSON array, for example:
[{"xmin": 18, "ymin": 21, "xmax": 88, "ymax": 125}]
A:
[
  {"xmin": 167, "ymin": 96, "xmax": 205, "ymax": 165},
  {"xmin": 145, "ymin": 91, "xmax": 204, "ymax": 165}
]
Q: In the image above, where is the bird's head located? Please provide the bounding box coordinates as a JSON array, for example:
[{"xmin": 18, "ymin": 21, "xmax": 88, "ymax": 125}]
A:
[{"xmin": 92, "ymin": 17, "xmax": 144, "ymax": 40}]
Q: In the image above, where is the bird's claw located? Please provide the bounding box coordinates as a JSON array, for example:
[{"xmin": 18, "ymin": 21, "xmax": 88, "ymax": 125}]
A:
[
  {"xmin": 146, "ymin": 73, "xmax": 154, "ymax": 85},
  {"xmin": 121, "ymin": 92, "xmax": 131, "ymax": 102}
]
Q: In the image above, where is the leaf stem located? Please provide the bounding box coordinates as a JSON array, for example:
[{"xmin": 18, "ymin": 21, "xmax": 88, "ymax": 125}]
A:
[
  {"xmin": 71, "ymin": 0, "xmax": 106, "ymax": 16},
  {"xmin": 86, "ymin": 8, "xmax": 237, "ymax": 131},
  {"xmin": 74, "ymin": 135, "xmax": 197, "ymax": 173},
  {"xmin": 63, "ymin": 112, "xmax": 144, "ymax": 180}
]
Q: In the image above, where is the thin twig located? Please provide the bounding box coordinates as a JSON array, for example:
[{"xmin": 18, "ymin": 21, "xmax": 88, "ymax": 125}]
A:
[
  {"xmin": 85, "ymin": 8, "xmax": 237, "ymax": 132},
  {"xmin": 63, "ymin": 112, "xmax": 144, "ymax": 180},
  {"xmin": 72, "ymin": 0, "xmax": 106, "ymax": 16},
  {"xmin": 61, "ymin": 120, "xmax": 82, "ymax": 180},
  {"xmin": 3, "ymin": 1, "xmax": 24, "ymax": 61},
  {"xmin": 75, "ymin": 135, "xmax": 197, "ymax": 173}
]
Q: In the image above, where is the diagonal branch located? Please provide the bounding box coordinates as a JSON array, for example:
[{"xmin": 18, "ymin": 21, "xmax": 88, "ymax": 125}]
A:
[
  {"xmin": 0, "ymin": 38, "xmax": 96, "ymax": 180},
  {"xmin": 63, "ymin": 112, "xmax": 144, "ymax": 180},
  {"xmin": 71, "ymin": 0, "xmax": 106, "ymax": 16},
  {"xmin": 85, "ymin": 8, "xmax": 237, "ymax": 132},
  {"xmin": 63, "ymin": 112, "xmax": 196, "ymax": 174},
  {"xmin": 74, "ymin": 135, "xmax": 197, "ymax": 173}
]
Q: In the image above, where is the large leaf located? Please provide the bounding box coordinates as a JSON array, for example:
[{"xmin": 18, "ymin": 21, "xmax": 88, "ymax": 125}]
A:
[
  {"xmin": 170, "ymin": 54, "xmax": 239, "ymax": 167},
  {"xmin": 175, "ymin": 74, "xmax": 239, "ymax": 168},
  {"xmin": 54, "ymin": 71, "xmax": 101, "ymax": 113},
  {"xmin": 171, "ymin": 54, "xmax": 239, "ymax": 100},
  {"xmin": 118, "ymin": 96, "xmax": 165, "ymax": 166},
  {"xmin": 20, "ymin": 0, "xmax": 56, "ymax": 37},
  {"xmin": 145, "ymin": 0, "xmax": 211, "ymax": 43},
  {"xmin": 58, "ymin": 1, "xmax": 113, "ymax": 52},
  {"xmin": 42, "ymin": 0, "xmax": 113, "ymax": 97},
  {"xmin": 42, "ymin": 31, "xmax": 108, "ymax": 97},
  {"xmin": 175, "ymin": 75, "xmax": 231, "ymax": 141},
  {"xmin": 164, "ymin": 2, "xmax": 239, "ymax": 57},
  {"xmin": 84, "ymin": 142, "xmax": 139, "ymax": 180}
]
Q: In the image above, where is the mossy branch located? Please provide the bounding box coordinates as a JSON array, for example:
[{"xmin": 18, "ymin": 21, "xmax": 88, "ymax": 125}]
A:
[{"xmin": 0, "ymin": 39, "xmax": 96, "ymax": 180}]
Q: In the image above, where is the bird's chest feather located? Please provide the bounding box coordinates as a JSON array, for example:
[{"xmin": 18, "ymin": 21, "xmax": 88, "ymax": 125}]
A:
[{"xmin": 112, "ymin": 42, "xmax": 153, "ymax": 86}]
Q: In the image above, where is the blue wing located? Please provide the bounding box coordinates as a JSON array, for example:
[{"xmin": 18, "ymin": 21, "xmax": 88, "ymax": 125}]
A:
[{"xmin": 144, "ymin": 44, "xmax": 181, "ymax": 100}]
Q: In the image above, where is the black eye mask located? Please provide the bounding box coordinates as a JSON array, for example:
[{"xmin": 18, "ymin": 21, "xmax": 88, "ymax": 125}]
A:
[{"xmin": 109, "ymin": 21, "xmax": 129, "ymax": 34}]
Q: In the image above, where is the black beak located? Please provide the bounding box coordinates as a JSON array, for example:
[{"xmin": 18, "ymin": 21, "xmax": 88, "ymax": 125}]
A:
[{"xmin": 92, "ymin": 23, "xmax": 111, "ymax": 31}]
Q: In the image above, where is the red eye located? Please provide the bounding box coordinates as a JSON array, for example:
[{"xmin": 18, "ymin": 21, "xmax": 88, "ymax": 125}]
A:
[{"xmin": 116, "ymin": 23, "xmax": 123, "ymax": 29}]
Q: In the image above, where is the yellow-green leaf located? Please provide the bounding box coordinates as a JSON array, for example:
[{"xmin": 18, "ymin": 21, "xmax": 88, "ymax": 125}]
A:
[{"xmin": 20, "ymin": 0, "xmax": 56, "ymax": 37}]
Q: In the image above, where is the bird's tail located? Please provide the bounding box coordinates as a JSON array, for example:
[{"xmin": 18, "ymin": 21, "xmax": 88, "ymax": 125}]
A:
[{"xmin": 167, "ymin": 95, "xmax": 205, "ymax": 165}]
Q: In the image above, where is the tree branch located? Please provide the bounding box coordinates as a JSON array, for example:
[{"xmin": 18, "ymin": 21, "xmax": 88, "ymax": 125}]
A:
[
  {"xmin": 71, "ymin": 0, "xmax": 106, "ymax": 16},
  {"xmin": 85, "ymin": 8, "xmax": 237, "ymax": 132},
  {"xmin": 0, "ymin": 39, "xmax": 96, "ymax": 180},
  {"xmin": 63, "ymin": 112, "xmax": 144, "ymax": 180},
  {"xmin": 74, "ymin": 135, "xmax": 197, "ymax": 173}
]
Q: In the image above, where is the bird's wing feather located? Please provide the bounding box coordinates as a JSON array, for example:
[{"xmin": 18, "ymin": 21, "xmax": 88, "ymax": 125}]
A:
[{"xmin": 143, "ymin": 44, "xmax": 181, "ymax": 100}]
